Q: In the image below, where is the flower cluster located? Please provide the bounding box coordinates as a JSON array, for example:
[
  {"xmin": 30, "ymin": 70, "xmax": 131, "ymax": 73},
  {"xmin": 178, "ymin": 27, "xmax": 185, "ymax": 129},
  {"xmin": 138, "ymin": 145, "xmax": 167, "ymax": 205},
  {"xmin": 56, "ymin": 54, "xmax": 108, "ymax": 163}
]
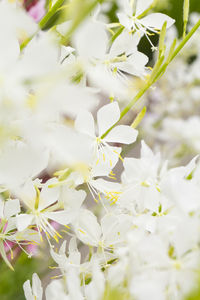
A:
[{"xmin": 0, "ymin": 0, "xmax": 200, "ymax": 299}]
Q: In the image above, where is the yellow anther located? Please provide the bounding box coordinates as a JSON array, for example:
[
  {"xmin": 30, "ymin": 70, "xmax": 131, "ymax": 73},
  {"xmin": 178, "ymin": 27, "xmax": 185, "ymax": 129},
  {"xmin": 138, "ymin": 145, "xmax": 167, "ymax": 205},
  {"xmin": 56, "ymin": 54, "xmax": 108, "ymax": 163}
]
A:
[
  {"xmin": 156, "ymin": 185, "xmax": 161, "ymax": 192},
  {"xmin": 108, "ymin": 175, "xmax": 117, "ymax": 180},
  {"xmin": 10, "ymin": 248, "xmax": 14, "ymax": 260},
  {"xmin": 110, "ymin": 170, "xmax": 116, "ymax": 176},
  {"xmin": 105, "ymin": 191, "xmax": 121, "ymax": 205},
  {"xmin": 53, "ymin": 235, "xmax": 59, "ymax": 243},
  {"xmin": 46, "ymin": 232, "xmax": 50, "ymax": 239},
  {"xmin": 34, "ymin": 185, "xmax": 40, "ymax": 210},
  {"xmin": 141, "ymin": 181, "xmax": 150, "ymax": 187},
  {"xmin": 49, "ymin": 266, "xmax": 57, "ymax": 269},
  {"xmin": 78, "ymin": 229, "xmax": 86, "ymax": 235},
  {"xmin": 39, "ymin": 234, "xmax": 43, "ymax": 243},
  {"xmin": 61, "ymin": 230, "xmax": 69, "ymax": 234},
  {"xmin": 113, "ymin": 150, "xmax": 124, "ymax": 162},
  {"xmin": 64, "ymin": 225, "xmax": 71, "ymax": 229},
  {"xmin": 55, "ymin": 230, "xmax": 63, "ymax": 239},
  {"xmin": 51, "ymin": 275, "xmax": 61, "ymax": 280}
]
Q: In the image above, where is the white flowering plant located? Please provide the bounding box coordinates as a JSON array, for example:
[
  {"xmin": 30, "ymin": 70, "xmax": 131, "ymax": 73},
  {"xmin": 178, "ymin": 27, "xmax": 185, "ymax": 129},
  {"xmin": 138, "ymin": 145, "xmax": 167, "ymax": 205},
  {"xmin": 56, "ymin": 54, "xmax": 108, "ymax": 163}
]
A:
[{"xmin": 0, "ymin": 0, "xmax": 200, "ymax": 299}]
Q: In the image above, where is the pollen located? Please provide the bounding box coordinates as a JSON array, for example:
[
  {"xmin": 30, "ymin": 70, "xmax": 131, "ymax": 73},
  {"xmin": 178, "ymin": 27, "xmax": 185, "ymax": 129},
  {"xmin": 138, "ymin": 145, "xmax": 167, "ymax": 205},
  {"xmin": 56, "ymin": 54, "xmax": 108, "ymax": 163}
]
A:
[{"xmin": 105, "ymin": 191, "xmax": 122, "ymax": 205}]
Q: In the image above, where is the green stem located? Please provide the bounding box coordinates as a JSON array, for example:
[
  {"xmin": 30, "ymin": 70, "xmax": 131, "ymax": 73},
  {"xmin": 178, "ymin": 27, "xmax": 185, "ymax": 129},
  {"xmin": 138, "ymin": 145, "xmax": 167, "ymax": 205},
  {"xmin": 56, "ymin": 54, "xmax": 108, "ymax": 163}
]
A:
[
  {"xmin": 153, "ymin": 18, "xmax": 200, "ymax": 83},
  {"xmin": 101, "ymin": 18, "xmax": 200, "ymax": 139},
  {"xmin": 110, "ymin": 26, "xmax": 124, "ymax": 44},
  {"xmin": 183, "ymin": 0, "xmax": 190, "ymax": 39},
  {"xmin": 171, "ymin": 19, "xmax": 200, "ymax": 62},
  {"xmin": 39, "ymin": 0, "xmax": 64, "ymax": 29},
  {"xmin": 20, "ymin": 0, "xmax": 64, "ymax": 51}
]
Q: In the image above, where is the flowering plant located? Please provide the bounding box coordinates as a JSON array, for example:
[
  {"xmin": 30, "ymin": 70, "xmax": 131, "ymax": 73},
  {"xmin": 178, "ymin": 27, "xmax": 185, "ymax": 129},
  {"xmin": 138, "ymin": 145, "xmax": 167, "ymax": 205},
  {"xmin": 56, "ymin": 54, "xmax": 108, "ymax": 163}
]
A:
[{"xmin": 0, "ymin": 0, "xmax": 200, "ymax": 299}]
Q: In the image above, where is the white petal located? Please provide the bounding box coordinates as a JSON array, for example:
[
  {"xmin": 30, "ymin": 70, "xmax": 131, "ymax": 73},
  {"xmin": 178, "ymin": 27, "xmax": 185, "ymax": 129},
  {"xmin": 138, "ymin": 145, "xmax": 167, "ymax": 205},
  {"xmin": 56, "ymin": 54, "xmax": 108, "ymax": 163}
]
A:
[
  {"xmin": 4, "ymin": 199, "xmax": 20, "ymax": 219},
  {"xmin": 16, "ymin": 180, "xmax": 36, "ymax": 211},
  {"xmin": 85, "ymin": 260, "xmax": 105, "ymax": 300},
  {"xmin": 38, "ymin": 179, "xmax": 59, "ymax": 211},
  {"xmin": 136, "ymin": 0, "xmax": 154, "ymax": 16},
  {"xmin": 75, "ymin": 110, "xmax": 95, "ymax": 137},
  {"xmin": 123, "ymin": 157, "xmax": 143, "ymax": 182},
  {"xmin": 32, "ymin": 273, "xmax": 43, "ymax": 300},
  {"xmin": 92, "ymin": 146, "xmax": 121, "ymax": 177},
  {"xmin": 44, "ymin": 210, "xmax": 74, "ymax": 225},
  {"xmin": 73, "ymin": 20, "xmax": 108, "ymax": 59},
  {"xmin": 101, "ymin": 214, "xmax": 132, "ymax": 247},
  {"xmin": 16, "ymin": 214, "xmax": 34, "ymax": 232},
  {"xmin": 69, "ymin": 237, "xmax": 78, "ymax": 253},
  {"xmin": 105, "ymin": 125, "xmax": 138, "ymax": 144},
  {"xmin": 117, "ymin": 52, "xmax": 148, "ymax": 77},
  {"xmin": 45, "ymin": 280, "xmax": 69, "ymax": 300},
  {"xmin": 140, "ymin": 13, "xmax": 175, "ymax": 30},
  {"xmin": 68, "ymin": 239, "xmax": 81, "ymax": 265},
  {"xmin": 118, "ymin": 0, "xmax": 132, "ymax": 15},
  {"xmin": 109, "ymin": 30, "xmax": 140, "ymax": 58},
  {"xmin": 97, "ymin": 102, "xmax": 120, "ymax": 136},
  {"xmin": 20, "ymin": 32, "xmax": 58, "ymax": 78},
  {"xmin": 74, "ymin": 209, "xmax": 101, "ymax": 246},
  {"xmin": 117, "ymin": 12, "xmax": 133, "ymax": 31},
  {"xmin": 91, "ymin": 178, "xmax": 121, "ymax": 194},
  {"xmin": 23, "ymin": 280, "xmax": 34, "ymax": 300},
  {"xmin": 0, "ymin": 32, "xmax": 19, "ymax": 69},
  {"xmin": 141, "ymin": 140, "xmax": 154, "ymax": 159},
  {"xmin": 0, "ymin": 142, "xmax": 49, "ymax": 190},
  {"xmin": 60, "ymin": 188, "xmax": 86, "ymax": 210},
  {"xmin": 67, "ymin": 268, "xmax": 84, "ymax": 300}
]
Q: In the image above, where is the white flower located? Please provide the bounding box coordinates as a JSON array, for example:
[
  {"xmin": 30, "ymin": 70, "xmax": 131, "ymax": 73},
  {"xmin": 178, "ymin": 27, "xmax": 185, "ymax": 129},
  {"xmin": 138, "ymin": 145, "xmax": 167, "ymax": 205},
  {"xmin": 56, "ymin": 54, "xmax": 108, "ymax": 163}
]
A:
[
  {"xmin": 74, "ymin": 209, "xmax": 132, "ymax": 249},
  {"xmin": 70, "ymin": 19, "xmax": 148, "ymax": 98},
  {"xmin": 45, "ymin": 280, "xmax": 69, "ymax": 300},
  {"xmin": 16, "ymin": 179, "xmax": 74, "ymax": 242},
  {"xmin": 75, "ymin": 102, "xmax": 138, "ymax": 165},
  {"xmin": 23, "ymin": 273, "xmax": 43, "ymax": 300},
  {"xmin": 117, "ymin": 0, "xmax": 174, "ymax": 48},
  {"xmin": 119, "ymin": 141, "xmax": 162, "ymax": 213}
]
